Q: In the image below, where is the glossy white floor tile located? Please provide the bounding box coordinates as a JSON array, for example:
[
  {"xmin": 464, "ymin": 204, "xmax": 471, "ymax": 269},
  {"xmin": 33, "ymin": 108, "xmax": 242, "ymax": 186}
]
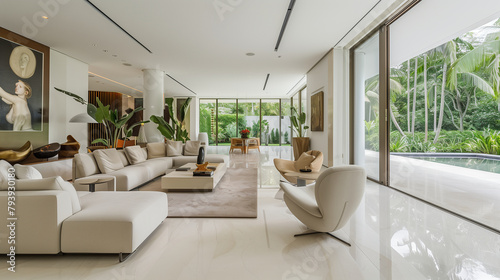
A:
[{"xmin": 1, "ymin": 146, "xmax": 499, "ymax": 279}]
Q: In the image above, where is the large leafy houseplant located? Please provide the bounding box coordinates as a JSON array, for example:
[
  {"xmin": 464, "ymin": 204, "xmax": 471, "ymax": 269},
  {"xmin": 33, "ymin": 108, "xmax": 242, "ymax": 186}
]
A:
[
  {"xmin": 55, "ymin": 87, "xmax": 148, "ymax": 148},
  {"xmin": 92, "ymin": 98, "xmax": 148, "ymax": 148},
  {"xmin": 289, "ymin": 107, "xmax": 310, "ymax": 160},
  {"xmin": 289, "ymin": 107, "xmax": 309, "ymax": 137},
  {"xmin": 150, "ymin": 97, "xmax": 192, "ymax": 142}
]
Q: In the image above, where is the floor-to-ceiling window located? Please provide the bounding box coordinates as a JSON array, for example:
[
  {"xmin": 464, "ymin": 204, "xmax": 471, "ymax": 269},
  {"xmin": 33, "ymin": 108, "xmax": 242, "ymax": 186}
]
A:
[
  {"xmin": 199, "ymin": 99, "xmax": 294, "ymax": 146},
  {"xmin": 260, "ymin": 99, "xmax": 280, "ymax": 145},
  {"xmin": 351, "ymin": 0, "xmax": 500, "ymax": 232},
  {"xmin": 216, "ymin": 99, "xmax": 237, "ymax": 145},
  {"xmin": 353, "ymin": 32, "xmax": 380, "ymax": 181},
  {"xmin": 281, "ymin": 98, "xmax": 292, "ymax": 146},
  {"xmin": 199, "ymin": 99, "xmax": 217, "ymax": 145},
  {"xmin": 238, "ymin": 99, "xmax": 260, "ymax": 138}
]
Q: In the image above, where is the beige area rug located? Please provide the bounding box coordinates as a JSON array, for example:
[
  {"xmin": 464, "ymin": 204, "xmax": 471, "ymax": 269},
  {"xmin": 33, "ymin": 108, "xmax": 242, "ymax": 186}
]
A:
[{"xmin": 139, "ymin": 168, "xmax": 258, "ymax": 218}]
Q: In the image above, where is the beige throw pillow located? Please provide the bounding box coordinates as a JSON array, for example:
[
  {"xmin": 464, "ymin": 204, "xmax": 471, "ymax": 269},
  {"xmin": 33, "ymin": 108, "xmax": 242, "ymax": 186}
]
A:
[
  {"xmin": 125, "ymin": 145, "xmax": 147, "ymax": 164},
  {"xmin": 184, "ymin": 141, "xmax": 201, "ymax": 156},
  {"xmin": 166, "ymin": 139, "xmax": 183, "ymax": 157},
  {"xmin": 14, "ymin": 164, "xmax": 43, "ymax": 179},
  {"xmin": 117, "ymin": 150, "xmax": 130, "ymax": 166},
  {"xmin": 74, "ymin": 153, "xmax": 100, "ymax": 177},
  {"xmin": 93, "ymin": 148, "xmax": 124, "ymax": 174},
  {"xmin": 294, "ymin": 152, "xmax": 316, "ymax": 170},
  {"xmin": 147, "ymin": 142, "xmax": 166, "ymax": 159}
]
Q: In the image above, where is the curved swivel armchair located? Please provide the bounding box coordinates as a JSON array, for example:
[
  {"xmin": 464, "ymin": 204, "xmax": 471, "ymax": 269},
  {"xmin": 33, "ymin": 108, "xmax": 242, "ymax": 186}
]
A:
[
  {"xmin": 280, "ymin": 165, "xmax": 366, "ymax": 246},
  {"xmin": 274, "ymin": 150, "xmax": 323, "ymax": 184}
]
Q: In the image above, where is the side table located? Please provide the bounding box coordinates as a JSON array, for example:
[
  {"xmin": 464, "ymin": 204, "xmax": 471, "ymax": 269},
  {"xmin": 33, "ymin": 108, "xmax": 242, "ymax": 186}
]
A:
[
  {"xmin": 284, "ymin": 171, "xmax": 320, "ymax": 186},
  {"xmin": 75, "ymin": 176, "xmax": 116, "ymax": 192}
]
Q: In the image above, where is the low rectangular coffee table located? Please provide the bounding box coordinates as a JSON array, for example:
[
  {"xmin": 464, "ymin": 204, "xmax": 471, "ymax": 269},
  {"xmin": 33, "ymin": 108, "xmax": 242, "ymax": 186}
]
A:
[{"xmin": 161, "ymin": 163, "xmax": 227, "ymax": 191}]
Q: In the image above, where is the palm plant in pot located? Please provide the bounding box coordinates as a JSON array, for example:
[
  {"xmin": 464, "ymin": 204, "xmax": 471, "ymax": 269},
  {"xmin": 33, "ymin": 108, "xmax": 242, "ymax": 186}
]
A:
[{"xmin": 289, "ymin": 107, "xmax": 310, "ymax": 160}]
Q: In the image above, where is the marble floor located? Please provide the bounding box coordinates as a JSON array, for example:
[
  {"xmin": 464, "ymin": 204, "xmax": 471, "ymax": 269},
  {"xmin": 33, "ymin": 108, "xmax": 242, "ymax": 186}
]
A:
[{"xmin": 1, "ymin": 146, "xmax": 500, "ymax": 279}]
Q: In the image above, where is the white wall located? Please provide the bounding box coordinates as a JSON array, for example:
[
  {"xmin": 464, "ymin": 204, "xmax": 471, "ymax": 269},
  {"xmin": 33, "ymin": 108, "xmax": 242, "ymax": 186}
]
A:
[
  {"xmin": 49, "ymin": 50, "xmax": 88, "ymax": 153},
  {"xmin": 307, "ymin": 49, "xmax": 349, "ymax": 167},
  {"xmin": 307, "ymin": 51, "xmax": 332, "ymax": 166}
]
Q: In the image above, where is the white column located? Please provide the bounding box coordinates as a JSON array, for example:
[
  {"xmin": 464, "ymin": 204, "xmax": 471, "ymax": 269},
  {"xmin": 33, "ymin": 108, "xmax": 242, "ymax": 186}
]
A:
[{"xmin": 143, "ymin": 69, "xmax": 165, "ymax": 143}]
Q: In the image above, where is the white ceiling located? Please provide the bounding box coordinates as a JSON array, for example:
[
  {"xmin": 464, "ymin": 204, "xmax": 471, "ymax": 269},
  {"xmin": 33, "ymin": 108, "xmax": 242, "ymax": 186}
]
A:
[{"xmin": 0, "ymin": 0, "xmax": 393, "ymax": 98}]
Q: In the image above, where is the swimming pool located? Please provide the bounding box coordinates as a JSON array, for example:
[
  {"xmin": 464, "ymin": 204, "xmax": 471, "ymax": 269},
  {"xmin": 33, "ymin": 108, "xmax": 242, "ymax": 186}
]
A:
[{"xmin": 405, "ymin": 155, "xmax": 500, "ymax": 174}]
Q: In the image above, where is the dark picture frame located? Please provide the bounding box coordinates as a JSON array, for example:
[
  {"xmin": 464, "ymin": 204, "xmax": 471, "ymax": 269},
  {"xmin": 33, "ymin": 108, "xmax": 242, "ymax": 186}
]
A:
[{"xmin": 311, "ymin": 91, "xmax": 324, "ymax": 131}]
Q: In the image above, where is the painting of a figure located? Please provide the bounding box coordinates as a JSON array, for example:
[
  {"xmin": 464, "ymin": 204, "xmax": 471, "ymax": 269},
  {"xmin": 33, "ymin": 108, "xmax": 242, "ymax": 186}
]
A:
[{"xmin": 0, "ymin": 40, "xmax": 43, "ymax": 131}]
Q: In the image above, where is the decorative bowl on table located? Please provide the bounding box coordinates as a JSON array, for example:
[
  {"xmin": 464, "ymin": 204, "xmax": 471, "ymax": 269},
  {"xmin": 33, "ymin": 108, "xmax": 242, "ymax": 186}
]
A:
[
  {"xmin": 33, "ymin": 143, "xmax": 61, "ymax": 159},
  {"xmin": 59, "ymin": 135, "xmax": 80, "ymax": 157}
]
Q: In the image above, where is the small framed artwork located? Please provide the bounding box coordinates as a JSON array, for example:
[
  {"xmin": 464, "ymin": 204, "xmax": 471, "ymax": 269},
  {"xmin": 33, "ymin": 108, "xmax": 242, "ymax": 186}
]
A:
[{"xmin": 311, "ymin": 91, "xmax": 324, "ymax": 131}]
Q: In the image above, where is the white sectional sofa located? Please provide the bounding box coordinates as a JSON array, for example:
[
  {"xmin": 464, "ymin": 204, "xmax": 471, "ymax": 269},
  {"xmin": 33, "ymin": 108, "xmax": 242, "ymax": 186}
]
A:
[
  {"xmin": 72, "ymin": 142, "xmax": 228, "ymax": 192},
  {"xmin": 0, "ymin": 163, "xmax": 168, "ymax": 262}
]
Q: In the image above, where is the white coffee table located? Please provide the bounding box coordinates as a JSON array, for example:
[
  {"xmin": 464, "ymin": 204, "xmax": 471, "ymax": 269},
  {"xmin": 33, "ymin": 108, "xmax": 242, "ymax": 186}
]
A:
[{"xmin": 161, "ymin": 163, "xmax": 227, "ymax": 191}]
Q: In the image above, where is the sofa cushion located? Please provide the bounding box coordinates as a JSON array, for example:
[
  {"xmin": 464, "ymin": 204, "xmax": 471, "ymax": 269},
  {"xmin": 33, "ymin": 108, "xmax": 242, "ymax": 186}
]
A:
[
  {"xmin": 183, "ymin": 140, "xmax": 200, "ymax": 156},
  {"xmin": 117, "ymin": 150, "xmax": 130, "ymax": 166},
  {"xmin": 14, "ymin": 176, "xmax": 81, "ymax": 214},
  {"xmin": 93, "ymin": 148, "xmax": 124, "ymax": 174},
  {"xmin": 166, "ymin": 139, "xmax": 183, "ymax": 157},
  {"xmin": 125, "ymin": 145, "xmax": 147, "ymax": 164},
  {"xmin": 61, "ymin": 191, "xmax": 168, "ymax": 254},
  {"xmin": 0, "ymin": 160, "xmax": 14, "ymax": 190},
  {"xmin": 14, "ymin": 164, "xmax": 43, "ymax": 179},
  {"xmin": 294, "ymin": 152, "xmax": 316, "ymax": 170},
  {"xmin": 74, "ymin": 153, "xmax": 100, "ymax": 177},
  {"xmin": 147, "ymin": 142, "xmax": 166, "ymax": 159}
]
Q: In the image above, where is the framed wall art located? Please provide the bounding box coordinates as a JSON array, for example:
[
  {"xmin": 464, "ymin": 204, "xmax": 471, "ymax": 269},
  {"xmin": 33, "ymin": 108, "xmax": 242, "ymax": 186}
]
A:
[
  {"xmin": 311, "ymin": 91, "xmax": 324, "ymax": 131},
  {"xmin": 0, "ymin": 27, "xmax": 49, "ymax": 149}
]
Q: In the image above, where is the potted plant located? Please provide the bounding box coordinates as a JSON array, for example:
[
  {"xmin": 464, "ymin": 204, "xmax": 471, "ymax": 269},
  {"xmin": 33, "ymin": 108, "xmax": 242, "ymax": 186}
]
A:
[
  {"xmin": 240, "ymin": 129, "xmax": 250, "ymax": 138},
  {"xmin": 54, "ymin": 88, "xmax": 148, "ymax": 148},
  {"xmin": 150, "ymin": 97, "xmax": 192, "ymax": 142},
  {"xmin": 289, "ymin": 107, "xmax": 310, "ymax": 160}
]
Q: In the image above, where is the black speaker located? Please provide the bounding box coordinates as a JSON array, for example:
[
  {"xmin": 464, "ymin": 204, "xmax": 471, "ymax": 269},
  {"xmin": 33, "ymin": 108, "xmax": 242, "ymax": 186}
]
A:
[{"xmin": 197, "ymin": 146, "xmax": 205, "ymax": 164}]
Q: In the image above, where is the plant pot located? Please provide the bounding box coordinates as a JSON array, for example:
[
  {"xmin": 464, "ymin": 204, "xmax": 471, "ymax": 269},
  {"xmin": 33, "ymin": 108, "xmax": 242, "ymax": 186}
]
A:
[
  {"xmin": 292, "ymin": 137, "xmax": 310, "ymax": 160},
  {"xmin": 241, "ymin": 133, "xmax": 248, "ymax": 139}
]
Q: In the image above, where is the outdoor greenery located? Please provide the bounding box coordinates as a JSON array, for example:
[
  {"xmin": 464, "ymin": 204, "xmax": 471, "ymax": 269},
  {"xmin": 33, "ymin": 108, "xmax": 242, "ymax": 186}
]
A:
[
  {"xmin": 366, "ymin": 18, "xmax": 500, "ymax": 155},
  {"xmin": 199, "ymin": 100, "xmax": 292, "ymax": 145}
]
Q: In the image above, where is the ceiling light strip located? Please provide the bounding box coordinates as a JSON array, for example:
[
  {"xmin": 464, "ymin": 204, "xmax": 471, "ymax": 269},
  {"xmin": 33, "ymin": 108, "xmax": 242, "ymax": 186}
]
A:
[
  {"xmin": 166, "ymin": 74, "xmax": 198, "ymax": 96},
  {"xmin": 88, "ymin": 72, "xmax": 143, "ymax": 93},
  {"xmin": 85, "ymin": 0, "xmax": 153, "ymax": 54},
  {"xmin": 274, "ymin": 0, "xmax": 296, "ymax": 52},
  {"xmin": 333, "ymin": 0, "xmax": 382, "ymax": 48},
  {"xmin": 263, "ymin": 73, "xmax": 270, "ymax": 90}
]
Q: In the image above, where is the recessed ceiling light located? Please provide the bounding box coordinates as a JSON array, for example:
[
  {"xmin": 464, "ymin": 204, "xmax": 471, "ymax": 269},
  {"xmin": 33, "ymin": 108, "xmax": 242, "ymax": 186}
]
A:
[
  {"xmin": 123, "ymin": 63, "xmax": 132, "ymax": 66},
  {"xmin": 42, "ymin": 16, "xmax": 48, "ymax": 19},
  {"xmin": 92, "ymin": 44, "xmax": 97, "ymax": 47},
  {"xmin": 246, "ymin": 52, "xmax": 255, "ymax": 56},
  {"xmin": 103, "ymin": 50, "xmax": 108, "ymax": 53},
  {"xmin": 112, "ymin": 54, "xmax": 118, "ymax": 57}
]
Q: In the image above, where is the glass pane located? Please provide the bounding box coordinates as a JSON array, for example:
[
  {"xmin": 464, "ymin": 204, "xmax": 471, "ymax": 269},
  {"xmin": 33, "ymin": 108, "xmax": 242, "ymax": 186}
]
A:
[
  {"xmin": 354, "ymin": 32, "xmax": 380, "ymax": 180},
  {"xmin": 281, "ymin": 98, "xmax": 292, "ymax": 146},
  {"xmin": 301, "ymin": 87, "xmax": 307, "ymax": 115},
  {"xmin": 292, "ymin": 93, "xmax": 300, "ymax": 138},
  {"xmin": 389, "ymin": 15, "xmax": 500, "ymax": 230},
  {"xmin": 199, "ymin": 99, "xmax": 216, "ymax": 145},
  {"xmin": 238, "ymin": 99, "xmax": 260, "ymax": 138},
  {"xmin": 216, "ymin": 99, "xmax": 237, "ymax": 145},
  {"xmin": 260, "ymin": 99, "xmax": 280, "ymax": 145}
]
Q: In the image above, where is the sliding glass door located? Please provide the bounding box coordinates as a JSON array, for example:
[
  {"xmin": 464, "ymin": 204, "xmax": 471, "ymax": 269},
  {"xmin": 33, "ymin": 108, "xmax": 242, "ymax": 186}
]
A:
[{"xmin": 353, "ymin": 32, "xmax": 381, "ymax": 181}]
